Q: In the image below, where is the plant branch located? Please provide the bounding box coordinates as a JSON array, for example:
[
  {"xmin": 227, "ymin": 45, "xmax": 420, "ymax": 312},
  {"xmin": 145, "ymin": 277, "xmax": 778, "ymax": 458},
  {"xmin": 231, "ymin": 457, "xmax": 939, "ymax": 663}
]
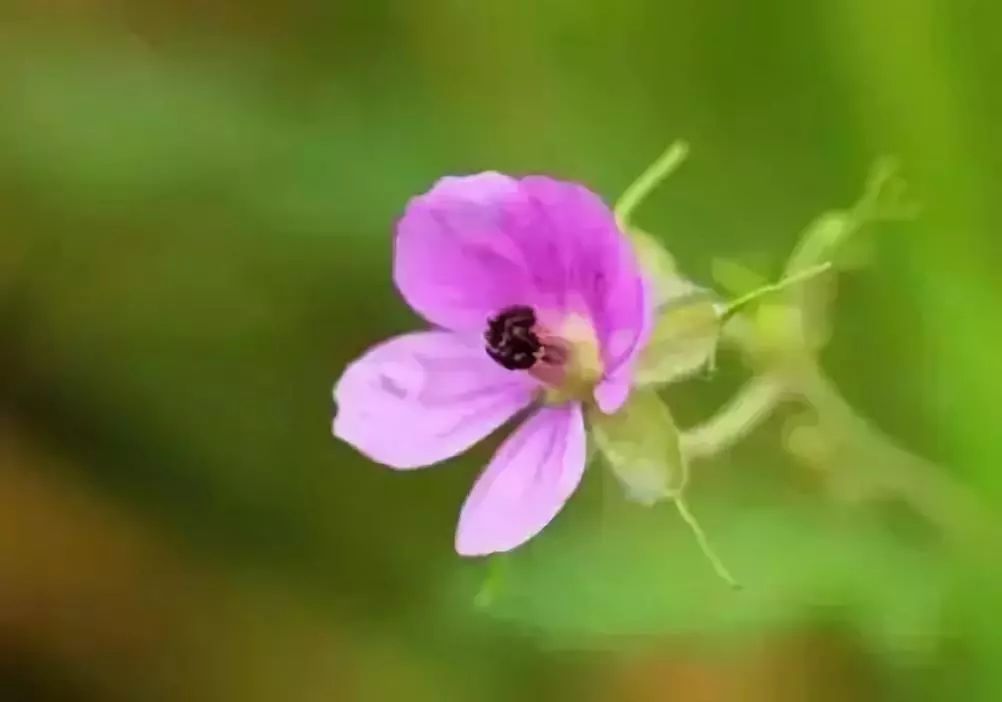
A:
[
  {"xmin": 680, "ymin": 374, "xmax": 790, "ymax": 460},
  {"xmin": 794, "ymin": 365, "xmax": 995, "ymax": 545},
  {"xmin": 675, "ymin": 495, "xmax": 741, "ymax": 589},
  {"xmin": 615, "ymin": 141, "xmax": 689, "ymax": 228}
]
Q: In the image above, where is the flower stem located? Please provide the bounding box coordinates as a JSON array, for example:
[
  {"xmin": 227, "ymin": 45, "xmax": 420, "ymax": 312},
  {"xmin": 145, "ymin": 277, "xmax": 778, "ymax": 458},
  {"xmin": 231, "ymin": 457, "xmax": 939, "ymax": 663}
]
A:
[
  {"xmin": 615, "ymin": 141, "xmax": 690, "ymax": 228},
  {"xmin": 674, "ymin": 496, "xmax": 741, "ymax": 590},
  {"xmin": 680, "ymin": 374, "xmax": 788, "ymax": 460},
  {"xmin": 719, "ymin": 262, "xmax": 833, "ymax": 322},
  {"xmin": 474, "ymin": 555, "xmax": 507, "ymax": 608}
]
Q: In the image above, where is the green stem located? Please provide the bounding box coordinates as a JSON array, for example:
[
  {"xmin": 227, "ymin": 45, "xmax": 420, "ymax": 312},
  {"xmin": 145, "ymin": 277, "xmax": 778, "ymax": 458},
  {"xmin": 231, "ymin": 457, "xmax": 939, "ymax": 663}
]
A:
[
  {"xmin": 680, "ymin": 374, "xmax": 788, "ymax": 460},
  {"xmin": 474, "ymin": 555, "xmax": 508, "ymax": 608},
  {"xmin": 720, "ymin": 262, "xmax": 833, "ymax": 321},
  {"xmin": 675, "ymin": 496, "xmax": 741, "ymax": 590},
  {"xmin": 614, "ymin": 141, "xmax": 690, "ymax": 228}
]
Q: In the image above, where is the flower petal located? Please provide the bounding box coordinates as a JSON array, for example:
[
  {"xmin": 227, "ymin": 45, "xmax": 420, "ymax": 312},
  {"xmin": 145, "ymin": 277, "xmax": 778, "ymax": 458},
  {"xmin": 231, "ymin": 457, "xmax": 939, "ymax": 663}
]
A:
[
  {"xmin": 394, "ymin": 173, "xmax": 534, "ymax": 332},
  {"xmin": 394, "ymin": 175, "xmax": 654, "ymax": 360},
  {"xmin": 333, "ymin": 332, "xmax": 537, "ymax": 469},
  {"xmin": 455, "ymin": 403, "xmax": 586, "ymax": 556},
  {"xmin": 593, "ymin": 375, "xmax": 632, "ymax": 414},
  {"xmin": 517, "ymin": 177, "xmax": 654, "ymax": 376}
]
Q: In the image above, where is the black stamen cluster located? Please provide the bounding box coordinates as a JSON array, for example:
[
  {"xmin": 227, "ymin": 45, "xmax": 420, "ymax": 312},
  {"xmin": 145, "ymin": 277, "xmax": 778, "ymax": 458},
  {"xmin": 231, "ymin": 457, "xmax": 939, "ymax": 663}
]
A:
[{"xmin": 484, "ymin": 305, "xmax": 541, "ymax": 370}]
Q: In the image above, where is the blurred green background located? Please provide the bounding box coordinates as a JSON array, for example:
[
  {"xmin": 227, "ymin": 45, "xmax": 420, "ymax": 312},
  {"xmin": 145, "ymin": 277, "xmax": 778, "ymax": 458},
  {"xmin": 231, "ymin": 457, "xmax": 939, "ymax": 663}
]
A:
[{"xmin": 2, "ymin": 1, "xmax": 1001, "ymax": 700}]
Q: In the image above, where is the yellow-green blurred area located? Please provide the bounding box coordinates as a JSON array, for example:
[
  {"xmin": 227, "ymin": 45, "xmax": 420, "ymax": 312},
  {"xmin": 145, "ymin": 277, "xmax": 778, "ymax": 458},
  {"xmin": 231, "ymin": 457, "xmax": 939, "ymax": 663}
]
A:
[{"xmin": 2, "ymin": 1, "xmax": 1001, "ymax": 700}]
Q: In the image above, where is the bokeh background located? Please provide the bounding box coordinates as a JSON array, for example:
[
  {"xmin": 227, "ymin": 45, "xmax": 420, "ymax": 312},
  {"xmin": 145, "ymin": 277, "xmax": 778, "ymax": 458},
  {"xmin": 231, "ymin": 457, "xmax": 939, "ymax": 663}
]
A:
[{"xmin": 2, "ymin": 1, "xmax": 1001, "ymax": 700}]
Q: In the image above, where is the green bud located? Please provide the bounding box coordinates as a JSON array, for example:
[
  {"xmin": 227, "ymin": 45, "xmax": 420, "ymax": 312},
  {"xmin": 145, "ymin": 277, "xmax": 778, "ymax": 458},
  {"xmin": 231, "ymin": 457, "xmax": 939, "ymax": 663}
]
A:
[
  {"xmin": 634, "ymin": 292, "xmax": 720, "ymax": 386},
  {"xmin": 627, "ymin": 228, "xmax": 721, "ymax": 386},
  {"xmin": 589, "ymin": 389, "xmax": 686, "ymax": 505},
  {"xmin": 628, "ymin": 227, "xmax": 680, "ymax": 306}
]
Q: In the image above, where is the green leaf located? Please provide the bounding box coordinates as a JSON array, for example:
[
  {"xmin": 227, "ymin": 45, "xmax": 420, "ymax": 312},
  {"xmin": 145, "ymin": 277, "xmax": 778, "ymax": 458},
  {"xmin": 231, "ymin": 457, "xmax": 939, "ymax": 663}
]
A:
[
  {"xmin": 634, "ymin": 292, "xmax": 721, "ymax": 386},
  {"xmin": 589, "ymin": 389, "xmax": 686, "ymax": 505}
]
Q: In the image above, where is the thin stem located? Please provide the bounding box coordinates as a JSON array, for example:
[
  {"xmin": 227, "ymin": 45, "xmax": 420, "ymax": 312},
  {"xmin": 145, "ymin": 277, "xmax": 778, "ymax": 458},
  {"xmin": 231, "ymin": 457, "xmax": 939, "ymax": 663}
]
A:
[
  {"xmin": 474, "ymin": 555, "xmax": 507, "ymax": 608},
  {"xmin": 720, "ymin": 262, "xmax": 833, "ymax": 321},
  {"xmin": 614, "ymin": 141, "xmax": 690, "ymax": 228},
  {"xmin": 675, "ymin": 496, "xmax": 741, "ymax": 590}
]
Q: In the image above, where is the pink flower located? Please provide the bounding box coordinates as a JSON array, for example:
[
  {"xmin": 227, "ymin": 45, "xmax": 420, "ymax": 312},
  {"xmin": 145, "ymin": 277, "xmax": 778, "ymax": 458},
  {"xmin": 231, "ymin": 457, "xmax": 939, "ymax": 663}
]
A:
[{"xmin": 333, "ymin": 173, "xmax": 654, "ymax": 556}]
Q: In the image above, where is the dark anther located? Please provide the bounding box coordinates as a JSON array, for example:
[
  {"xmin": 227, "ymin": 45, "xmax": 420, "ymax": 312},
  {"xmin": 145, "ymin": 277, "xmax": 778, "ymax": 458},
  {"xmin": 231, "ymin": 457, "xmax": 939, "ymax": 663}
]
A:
[{"xmin": 484, "ymin": 305, "xmax": 541, "ymax": 370}]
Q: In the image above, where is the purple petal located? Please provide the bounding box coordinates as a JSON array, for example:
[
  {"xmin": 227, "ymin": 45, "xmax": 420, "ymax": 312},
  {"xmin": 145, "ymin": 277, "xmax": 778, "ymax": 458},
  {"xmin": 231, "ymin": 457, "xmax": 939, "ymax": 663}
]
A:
[
  {"xmin": 394, "ymin": 175, "xmax": 653, "ymax": 355},
  {"xmin": 394, "ymin": 173, "xmax": 534, "ymax": 332},
  {"xmin": 517, "ymin": 177, "xmax": 654, "ymax": 382},
  {"xmin": 594, "ymin": 376, "xmax": 632, "ymax": 414},
  {"xmin": 455, "ymin": 403, "xmax": 586, "ymax": 556},
  {"xmin": 593, "ymin": 275, "xmax": 658, "ymax": 413},
  {"xmin": 333, "ymin": 332, "xmax": 537, "ymax": 469}
]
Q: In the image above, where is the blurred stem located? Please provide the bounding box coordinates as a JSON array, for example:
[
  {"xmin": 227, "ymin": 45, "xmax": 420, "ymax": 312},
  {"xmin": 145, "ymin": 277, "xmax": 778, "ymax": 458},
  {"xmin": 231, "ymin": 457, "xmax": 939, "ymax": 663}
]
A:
[
  {"xmin": 784, "ymin": 158, "xmax": 917, "ymax": 277},
  {"xmin": 680, "ymin": 375, "xmax": 789, "ymax": 460},
  {"xmin": 678, "ymin": 354, "xmax": 995, "ymax": 545},
  {"xmin": 719, "ymin": 262, "xmax": 832, "ymax": 322},
  {"xmin": 674, "ymin": 496, "xmax": 741, "ymax": 589},
  {"xmin": 475, "ymin": 555, "xmax": 508, "ymax": 608},
  {"xmin": 795, "ymin": 365, "xmax": 995, "ymax": 544},
  {"xmin": 615, "ymin": 141, "xmax": 689, "ymax": 228},
  {"xmin": 672, "ymin": 158, "xmax": 994, "ymax": 550}
]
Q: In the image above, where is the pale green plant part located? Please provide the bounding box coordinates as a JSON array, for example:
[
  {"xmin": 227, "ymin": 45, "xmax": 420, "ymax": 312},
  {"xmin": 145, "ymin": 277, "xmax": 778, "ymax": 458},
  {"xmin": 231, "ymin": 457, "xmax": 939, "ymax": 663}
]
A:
[
  {"xmin": 609, "ymin": 142, "xmax": 740, "ymax": 587},
  {"xmin": 588, "ymin": 389, "xmax": 686, "ymax": 505},
  {"xmin": 613, "ymin": 141, "xmax": 690, "ymax": 230},
  {"xmin": 475, "ymin": 146, "xmax": 971, "ymax": 602},
  {"xmin": 600, "ymin": 147, "xmax": 919, "ymax": 590},
  {"xmin": 632, "ymin": 291, "xmax": 721, "ymax": 387}
]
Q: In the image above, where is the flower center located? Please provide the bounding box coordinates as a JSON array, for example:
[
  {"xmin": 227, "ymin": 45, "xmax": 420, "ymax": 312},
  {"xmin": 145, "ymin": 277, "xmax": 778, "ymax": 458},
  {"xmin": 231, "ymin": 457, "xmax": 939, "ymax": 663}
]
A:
[
  {"xmin": 484, "ymin": 305, "xmax": 546, "ymax": 370},
  {"xmin": 484, "ymin": 305, "xmax": 603, "ymax": 403}
]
